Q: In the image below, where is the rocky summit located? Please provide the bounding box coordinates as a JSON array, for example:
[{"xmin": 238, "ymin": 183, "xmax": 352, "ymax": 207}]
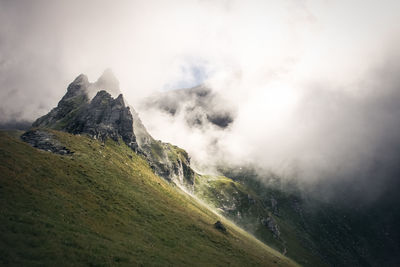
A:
[
  {"xmin": 29, "ymin": 71, "xmax": 195, "ymax": 187},
  {"xmin": 67, "ymin": 91, "xmax": 137, "ymax": 151},
  {"xmin": 32, "ymin": 71, "xmax": 138, "ymax": 151}
]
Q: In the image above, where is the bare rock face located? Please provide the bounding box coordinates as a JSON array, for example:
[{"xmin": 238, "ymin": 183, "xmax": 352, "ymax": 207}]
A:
[
  {"xmin": 27, "ymin": 71, "xmax": 195, "ymax": 185},
  {"xmin": 214, "ymin": 221, "xmax": 227, "ymax": 233},
  {"xmin": 31, "ymin": 72, "xmax": 138, "ymax": 152},
  {"xmin": 141, "ymin": 139, "xmax": 195, "ymax": 189},
  {"xmin": 21, "ymin": 129, "xmax": 73, "ymax": 155},
  {"xmin": 67, "ymin": 91, "xmax": 138, "ymax": 151},
  {"xmin": 33, "ymin": 74, "xmax": 90, "ymax": 128}
]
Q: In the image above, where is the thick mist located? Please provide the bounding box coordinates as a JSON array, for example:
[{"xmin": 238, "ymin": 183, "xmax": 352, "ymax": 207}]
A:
[{"xmin": 1, "ymin": 0, "xmax": 400, "ymax": 202}]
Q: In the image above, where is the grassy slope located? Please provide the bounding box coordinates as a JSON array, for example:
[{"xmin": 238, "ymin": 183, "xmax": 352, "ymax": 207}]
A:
[
  {"xmin": 0, "ymin": 130, "xmax": 298, "ymax": 267},
  {"xmin": 194, "ymin": 170, "xmax": 400, "ymax": 267},
  {"xmin": 194, "ymin": 175, "xmax": 325, "ymax": 267}
]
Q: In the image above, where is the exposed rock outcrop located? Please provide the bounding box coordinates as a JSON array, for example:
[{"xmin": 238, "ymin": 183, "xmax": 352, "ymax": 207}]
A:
[
  {"xmin": 66, "ymin": 91, "xmax": 138, "ymax": 151},
  {"xmin": 33, "ymin": 74, "xmax": 90, "ymax": 128},
  {"xmin": 28, "ymin": 70, "xmax": 195, "ymax": 185},
  {"xmin": 21, "ymin": 129, "xmax": 72, "ymax": 155},
  {"xmin": 32, "ymin": 71, "xmax": 138, "ymax": 151},
  {"xmin": 214, "ymin": 221, "xmax": 227, "ymax": 233},
  {"xmin": 142, "ymin": 140, "xmax": 195, "ymax": 189}
]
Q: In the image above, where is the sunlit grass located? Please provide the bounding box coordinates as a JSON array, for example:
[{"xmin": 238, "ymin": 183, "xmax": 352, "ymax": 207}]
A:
[{"xmin": 0, "ymin": 130, "xmax": 297, "ymax": 266}]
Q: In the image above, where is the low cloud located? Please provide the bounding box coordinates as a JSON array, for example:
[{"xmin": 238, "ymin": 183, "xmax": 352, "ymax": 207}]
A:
[{"xmin": 1, "ymin": 0, "xmax": 400, "ymax": 202}]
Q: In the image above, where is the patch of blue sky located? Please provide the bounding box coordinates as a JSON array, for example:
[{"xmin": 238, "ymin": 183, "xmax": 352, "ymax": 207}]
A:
[{"xmin": 163, "ymin": 63, "xmax": 211, "ymax": 91}]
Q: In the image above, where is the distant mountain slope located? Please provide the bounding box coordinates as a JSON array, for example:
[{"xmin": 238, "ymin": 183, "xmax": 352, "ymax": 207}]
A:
[
  {"xmin": 142, "ymin": 82, "xmax": 400, "ymax": 267},
  {"xmin": 0, "ymin": 130, "xmax": 297, "ymax": 266},
  {"xmin": 142, "ymin": 85, "xmax": 235, "ymax": 129},
  {"xmin": 194, "ymin": 168, "xmax": 400, "ymax": 267}
]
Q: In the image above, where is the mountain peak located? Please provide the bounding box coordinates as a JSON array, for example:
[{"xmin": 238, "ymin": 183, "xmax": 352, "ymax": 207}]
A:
[
  {"xmin": 72, "ymin": 73, "xmax": 89, "ymax": 84},
  {"xmin": 115, "ymin": 93, "xmax": 125, "ymax": 106},
  {"xmin": 31, "ymin": 72, "xmax": 195, "ymax": 185},
  {"xmin": 94, "ymin": 69, "xmax": 120, "ymax": 96},
  {"xmin": 32, "ymin": 74, "xmax": 138, "ymax": 151},
  {"xmin": 62, "ymin": 74, "xmax": 90, "ymax": 100}
]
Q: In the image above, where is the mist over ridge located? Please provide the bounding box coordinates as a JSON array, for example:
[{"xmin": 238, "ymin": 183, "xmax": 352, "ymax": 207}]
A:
[{"xmin": 1, "ymin": 0, "xmax": 400, "ymax": 202}]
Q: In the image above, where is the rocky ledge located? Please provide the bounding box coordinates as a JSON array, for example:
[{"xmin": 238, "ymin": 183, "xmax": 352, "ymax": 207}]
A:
[{"xmin": 21, "ymin": 129, "xmax": 73, "ymax": 155}]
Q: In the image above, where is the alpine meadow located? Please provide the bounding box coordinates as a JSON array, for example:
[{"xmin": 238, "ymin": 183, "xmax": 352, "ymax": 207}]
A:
[{"xmin": 1, "ymin": 1, "xmax": 400, "ymax": 266}]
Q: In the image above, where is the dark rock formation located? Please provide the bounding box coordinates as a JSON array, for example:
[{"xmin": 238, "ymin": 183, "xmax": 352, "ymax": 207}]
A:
[
  {"xmin": 32, "ymin": 72, "xmax": 138, "ymax": 151},
  {"xmin": 33, "ymin": 74, "xmax": 89, "ymax": 128},
  {"xmin": 214, "ymin": 221, "xmax": 227, "ymax": 233},
  {"xmin": 27, "ymin": 71, "xmax": 195, "ymax": 185},
  {"xmin": 21, "ymin": 129, "xmax": 72, "ymax": 155},
  {"xmin": 142, "ymin": 140, "xmax": 195, "ymax": 188},
  {"xmin": 66, "ymin": 91, "xmax": 138, "ymax": 151}
]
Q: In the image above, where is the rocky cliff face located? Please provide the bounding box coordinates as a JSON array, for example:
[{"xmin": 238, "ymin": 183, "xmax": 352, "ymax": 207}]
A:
[
  {"xmin": 66, "ymin": 91, "xmax": 137, "ymax": 151},
  {"xmin": 33, "ymin": 74, "xmax": 90, "ymax": 128},
  {"xmin": 29, "ymin": 71, "xmax": 194, "ymax": 185},
  {"xmin": 32, "ymin": 72, "xmax": 138, "ymax": 151},
  {"xmin": 21, "ymin": 129, "xmax": 73, "ymax": 155},
  {"xmin": 143, "ymin": 140, "xmax": 195, "ymax": 190}
]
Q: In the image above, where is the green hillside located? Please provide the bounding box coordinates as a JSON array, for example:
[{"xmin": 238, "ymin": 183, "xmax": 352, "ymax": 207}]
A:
[
  {"xmin": 0, "ymin": 130, "xmax": 298, "ymax": 267},
  {"xmin": 194, "ymin": 168, "xmax": 400, "ymax": 267},
  {"xmin": 194, "ymin": 174, "xmax": 325, "ymax": 266}
]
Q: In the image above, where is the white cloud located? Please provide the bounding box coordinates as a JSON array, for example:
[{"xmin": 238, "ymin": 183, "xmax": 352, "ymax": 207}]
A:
[{"xmin": 1, "ymin": 0, "xmax": 400, "ymax": 199}]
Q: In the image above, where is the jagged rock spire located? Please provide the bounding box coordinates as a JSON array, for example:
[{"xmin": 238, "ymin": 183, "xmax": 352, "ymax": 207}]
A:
[
  {"xmin": 30, "ymin": 71, "xmax": 194, "ymax": 185},
  {"xmin": 32, "ymin": 72, "xmax": 138, "ymax": 151},
  {"xmin": 62, "ymin": 74, "xmax": 89, "ymax": 100},
  {"xmin": 67, "ymin": 90, "xmax": 138, "ymax": 151},
  {"xmin": 73, "ymin": 73, "xmax": 89, "ymax": 84},
  {"xmin": 94, "ymin": 69, "xmax": 120, "ymax": 96}
]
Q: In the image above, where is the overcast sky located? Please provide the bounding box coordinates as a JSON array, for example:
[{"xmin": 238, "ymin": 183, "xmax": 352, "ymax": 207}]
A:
[{"xmin": 1, "ymin": 0, "xmax": 400, "ymax": 202}]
